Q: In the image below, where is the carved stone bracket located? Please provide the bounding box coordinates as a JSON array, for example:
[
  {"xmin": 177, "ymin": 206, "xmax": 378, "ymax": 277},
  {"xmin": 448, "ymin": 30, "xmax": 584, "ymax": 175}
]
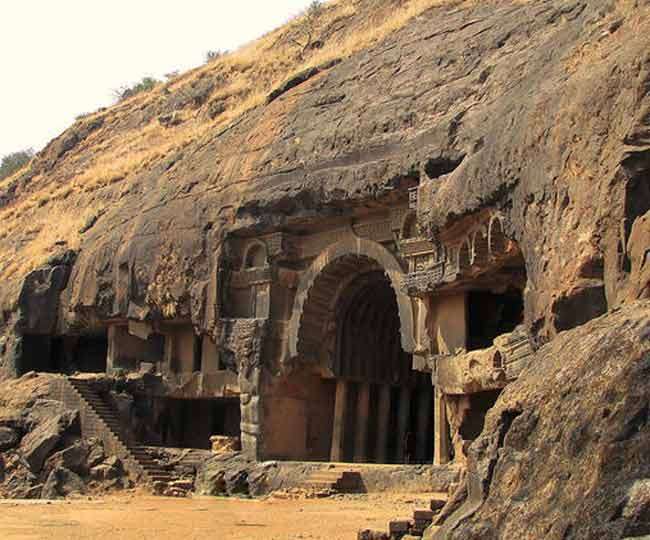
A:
[{"xmin": 433, "ymin": 325, "xmax": 534, "ymax": 395}]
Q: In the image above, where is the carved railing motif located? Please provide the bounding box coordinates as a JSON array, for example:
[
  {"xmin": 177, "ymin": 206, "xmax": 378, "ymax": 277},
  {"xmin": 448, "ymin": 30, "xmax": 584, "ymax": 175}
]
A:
[{"xmin": 399, "ymin": 213, "xmax": 516, "ymax": 296}]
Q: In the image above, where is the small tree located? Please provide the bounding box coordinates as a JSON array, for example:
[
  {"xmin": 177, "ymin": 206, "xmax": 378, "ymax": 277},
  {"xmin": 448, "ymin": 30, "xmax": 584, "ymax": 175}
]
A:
[
  {"xmin": 288, "ymin": 0, "xmax": 324, "ymax": 59},
  {"xmin": 112, "ymin": 76, "xmax": 160, "ymax": 101},
  {"xmin": 205, "ymin": 49, "xmax": 226, "ymax": 63},
  {"xmin": 0, "ymin": 148, "xmax": 34, "ymax": 180}
]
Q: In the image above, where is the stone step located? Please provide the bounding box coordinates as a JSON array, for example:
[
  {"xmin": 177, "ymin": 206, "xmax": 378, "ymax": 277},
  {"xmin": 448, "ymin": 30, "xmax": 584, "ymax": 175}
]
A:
[{"xmin": 308, "ymin": 473, "xmax": 344, "ymax": 480}]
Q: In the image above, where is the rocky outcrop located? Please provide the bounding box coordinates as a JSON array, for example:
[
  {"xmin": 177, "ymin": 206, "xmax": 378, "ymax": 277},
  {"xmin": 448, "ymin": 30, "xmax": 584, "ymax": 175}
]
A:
[
  {"xmin": 429, "ymin": 301, "xmax": 650, "ymax": 540},
  {"xmin": 0, "ymin": 426, "xmax": 19, "ymax": 451},
  {"xmin": 0, "ymin": 374, "xmax": 130, "ymax": 498},
  {"xmin": 0, "ymin": 1, "xmax": 647, "ymax": 371},
  {"xmin": 19, "ymin": 409, "xmax": 79, "ymax": 472},
  {"xmin": 41, "ymin": 466, "xmax": 86, "ymax": 499}
]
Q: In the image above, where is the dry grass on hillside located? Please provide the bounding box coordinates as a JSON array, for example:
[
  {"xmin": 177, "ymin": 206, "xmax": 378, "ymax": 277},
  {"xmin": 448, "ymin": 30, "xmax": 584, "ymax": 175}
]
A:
[{"xmin": 0, "ymin": 0, "xmax": 472, "ymax": 296}]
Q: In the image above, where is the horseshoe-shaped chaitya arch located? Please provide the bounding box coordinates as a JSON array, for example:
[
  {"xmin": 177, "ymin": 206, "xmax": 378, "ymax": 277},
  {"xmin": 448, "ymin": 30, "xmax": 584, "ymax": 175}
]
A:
[{"xmin": 287, "ymin": 235, "xmax": 416, "ymax": 361}]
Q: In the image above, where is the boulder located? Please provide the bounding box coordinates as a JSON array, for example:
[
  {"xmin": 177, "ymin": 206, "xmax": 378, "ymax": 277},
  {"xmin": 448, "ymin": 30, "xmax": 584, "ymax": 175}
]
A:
[
  {"xmin": 0, "ymin": 426, "xmax": 19, "ymax": 451},
  {"xmin": 90, "ymin": 456, "xmax": 123, "ymax": 482},
  {"xmin": 432, "ymin": 302, "xmax": 650, "ymax": 540},
  {"xmin": 358, "ymin": 530, "xmax": 390, "ymax": 540},
  {"xmin": 85, "ymin": 438, "xmax": 106, "ymax": 469},
  {"xmin": 19, "ymin": 410, "xmax": 79, "ymax": 472},
  {"xmin": 44, "ymin": 439, "xmax": 95, "ymax": 476},
  {"xmin": 42, "ymin": 466, "xmax": 85, "ymax": 499},
  {"xmin": 0, "ymin": 452, "xmax": 39, "ymax": 499},
  {"xmin": 22, "ymin": 399, "xmax": 69, "ymax": 431}
]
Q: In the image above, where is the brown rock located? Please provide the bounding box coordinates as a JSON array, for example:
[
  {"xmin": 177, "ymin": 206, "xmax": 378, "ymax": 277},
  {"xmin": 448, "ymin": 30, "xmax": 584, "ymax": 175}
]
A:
[
  {"xmin": 0, "ymin": 426, "xmax": 19, "ymax": 451},
  {"xmin": 432, "ymin": 302, "xmax": 650, "ymax": 540},
  {"xmin": 19, "ymin": 410, "xmax": 79, "ymax": 472}
]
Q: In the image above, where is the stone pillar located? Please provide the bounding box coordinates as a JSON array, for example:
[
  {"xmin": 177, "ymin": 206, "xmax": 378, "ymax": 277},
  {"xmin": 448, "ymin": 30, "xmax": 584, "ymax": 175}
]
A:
[
  {"xmin": 396, "ymin": 386, "xmax": 412, "ymax": 463},
  {"xmin": 330, "ymin": 380, "xmax": 349, "ymax": 462},
  {"xmin": 375, "ymin": 384, "xmax": 392, "ymax": 463},
  {"xmin": 415, "ymin": 385, "xmax": 432, "ymax": 463},
  {"xmin": 163, "ymin": 333, "xmax": 175, "ymax": 374},
  {"xmin": 434, "ymin": 387, "xmax": 450, "ymax": 465},
  {"xmin": 353, "ymin": 382, "xmax": 371, "ymax": 463},
  {"xmin": 106, "ymin": 325, "xmax": 117, "ymax": 375}
]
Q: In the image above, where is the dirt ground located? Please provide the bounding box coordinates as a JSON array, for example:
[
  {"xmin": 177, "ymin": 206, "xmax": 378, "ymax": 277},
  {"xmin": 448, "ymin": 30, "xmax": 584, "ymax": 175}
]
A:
[{"xmin": 0, "ymin": 491, "xmax": 436, "ymax": 540}]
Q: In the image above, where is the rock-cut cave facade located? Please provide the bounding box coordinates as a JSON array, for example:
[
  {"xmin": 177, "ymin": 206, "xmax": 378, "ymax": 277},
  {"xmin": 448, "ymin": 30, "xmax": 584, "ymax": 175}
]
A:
[{"xmin": 13, "ymin": 182, "xmax": 534, "ymax": 469}]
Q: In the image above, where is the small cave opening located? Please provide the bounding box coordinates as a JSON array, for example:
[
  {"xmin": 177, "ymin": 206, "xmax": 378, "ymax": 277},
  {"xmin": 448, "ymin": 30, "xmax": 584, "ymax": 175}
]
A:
[
  {"xmin": 18, "ymin": 331, "xmax": 109, "ymax": 375},
  {"xmin": 423, "ymin": 154, "xmax": 465, "ymax": 180},
  {"xmin": 467, "ymin": 288, "xmax": 524, "ymax": 351}
]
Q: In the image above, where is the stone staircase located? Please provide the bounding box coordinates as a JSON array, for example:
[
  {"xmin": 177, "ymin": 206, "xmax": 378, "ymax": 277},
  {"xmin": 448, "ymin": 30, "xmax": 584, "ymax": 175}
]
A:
[
  {"xmin": 300, "ymin": 465, "xmax": 364, "ymax": 494},
  {"xmin": 64, "ymin": 377, "xmax": 191, "ymax": 496}
]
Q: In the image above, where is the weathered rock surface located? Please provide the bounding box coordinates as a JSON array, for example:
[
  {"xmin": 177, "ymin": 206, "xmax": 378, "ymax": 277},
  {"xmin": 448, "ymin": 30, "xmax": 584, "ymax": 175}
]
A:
[
  {"xmin": 42, "ymin": 466, "xmax": 85, "ymax": 499},
  {"xmin": 22, "ymin": 399, "xmax": 69, "ymax": 431},
  {"xmin": 430, "ymin": 301, "xmax": 650, "ymax": 540},
  {"xmin": 0, "ymin": 452, "xmax": 39, "ymax": 498},
  {"xmin": 0, "ymin": 1, "xmax": 648, "ymax": 379},
  {"xmin": 0, "ymin": 426, "xmax": 19, "ymax": 451},
  {"xmin": 19, "ymin": 410, "xmax": 79, "ymax": 472},
  {"xmin": 44, "ymin": 438, "xmax": 104, "ymax": 477},
  {"xmin": 89, "ymin": 456, "xmax": 125, "ymax": 485}
]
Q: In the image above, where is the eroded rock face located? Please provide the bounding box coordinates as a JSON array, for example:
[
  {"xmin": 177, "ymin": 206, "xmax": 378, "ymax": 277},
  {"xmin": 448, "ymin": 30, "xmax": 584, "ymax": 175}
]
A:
[
  {"xmin": 0, "ymin": 1, "xmax": 647, "ymax": 363},
  {"xmin": 431, "ymin": 301, "xmax": 650, "ymax": 540},
  {"xmin": 42, "ymin": 466, "xmax": 86, "ymax": 499},
  {"xmin": 0, "ymin": 374, "xmax": 129, "ymax": 498},
  {"xmin": 0, "ymin": 427, "xmax": 19, "ymax": 451},
  {"xmin": 19, "ymin": 410, "xmax": 79, "ymax": 473}
]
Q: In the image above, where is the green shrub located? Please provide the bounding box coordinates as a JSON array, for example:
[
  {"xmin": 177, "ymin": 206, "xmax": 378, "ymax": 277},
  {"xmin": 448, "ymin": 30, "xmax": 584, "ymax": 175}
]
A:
[
  {"xmin": 113, "ymin": 76, "xmax": 160, "ymax": 101},
  {"xmin": 0, "ymin": 148, "xmax": 34, "ymax": 181}
]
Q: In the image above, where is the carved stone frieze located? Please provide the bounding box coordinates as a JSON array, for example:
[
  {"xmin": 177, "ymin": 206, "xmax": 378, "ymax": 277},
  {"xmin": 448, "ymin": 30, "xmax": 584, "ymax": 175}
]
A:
[
  {"xmin": 400, "ymin": 211, "xmax": 520, "ymax": 296},
  {"xmin": 399, "ymin": 238, "xmax": 435, "ymax": 257},
  {"xmin": 409, "ymin": 186, "xmax": 419, "ymax": 210},
  {"xmin": 352, "ymin": 220, "xmax": 393, "ymax": 243},
  {"xmin": 401, "ymin": 261, "xmax": 453, "ymax": 296},
  {"xmin": 230, "ymin": 266, "xmax": 272, "ymax": 288},
  {"xmin": 215, "ymin": 318, "xmax": 268, "ymax": 376},
  {"xmin": 260, "ymin": 232, "xmax": 298, "ymax": 261}
]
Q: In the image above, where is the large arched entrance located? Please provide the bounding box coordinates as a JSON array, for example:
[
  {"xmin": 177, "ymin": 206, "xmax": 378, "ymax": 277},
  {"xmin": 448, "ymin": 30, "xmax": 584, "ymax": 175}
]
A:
[
  {"xmin": 271, "ymin": 238, "xmax": 434, "ymax": 464},
  {"xmin": 328, "ymin": 268, "xmax": 433, "ymax": 464}
]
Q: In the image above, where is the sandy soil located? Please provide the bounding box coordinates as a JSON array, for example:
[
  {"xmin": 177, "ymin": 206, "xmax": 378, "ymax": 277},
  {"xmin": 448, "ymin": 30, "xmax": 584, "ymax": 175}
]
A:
[{"xmin": 0, "ymin": 491, "xmax": 435, "ymax": 540}]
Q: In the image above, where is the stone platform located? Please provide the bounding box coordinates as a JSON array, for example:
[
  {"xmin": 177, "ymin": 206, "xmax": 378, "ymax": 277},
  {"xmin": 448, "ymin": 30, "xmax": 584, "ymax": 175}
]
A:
[{"xmin": 195, "ymin": 453, "xmax": 461, "ymax": 497}]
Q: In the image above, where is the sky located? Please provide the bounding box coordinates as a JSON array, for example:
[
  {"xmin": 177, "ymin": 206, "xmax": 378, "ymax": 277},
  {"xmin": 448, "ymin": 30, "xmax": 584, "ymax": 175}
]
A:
[{"xmin": 0, "ymin": 0, "xmax": 315, "ymax": 158}]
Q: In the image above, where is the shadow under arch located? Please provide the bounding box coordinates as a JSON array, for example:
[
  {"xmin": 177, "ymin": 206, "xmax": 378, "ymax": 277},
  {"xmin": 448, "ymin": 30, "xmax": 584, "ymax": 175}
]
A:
[{"xmin": 287, "ymin": 235, "xmax": 415, "ymax": 360}]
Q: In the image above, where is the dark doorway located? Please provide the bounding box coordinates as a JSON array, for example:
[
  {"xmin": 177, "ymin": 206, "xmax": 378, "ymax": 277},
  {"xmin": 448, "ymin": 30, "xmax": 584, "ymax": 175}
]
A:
[
  {"xmin": 74, "ymin": 334, "xmax": 108, "ymax": 373},
  {"xmin": 155, "ymin": 397, "xmax": 241, "ymax": 449},
  {"xmin": 18, "ymin": 335, "xmax": 61, "ymax": 374},
  {"xmin": 459, "ymin": 390, "xmax": 502, "ymax": 441},
  {"xmin": 467, "ymin": 289, "xmax": 524, "ymax": 351}
]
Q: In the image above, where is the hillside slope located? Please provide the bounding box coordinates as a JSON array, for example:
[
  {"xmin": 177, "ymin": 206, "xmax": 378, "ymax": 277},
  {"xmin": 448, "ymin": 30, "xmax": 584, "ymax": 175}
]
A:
[{"xmin": 0, "ymin": 0, "xmax": 649, "ymax": 375}]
